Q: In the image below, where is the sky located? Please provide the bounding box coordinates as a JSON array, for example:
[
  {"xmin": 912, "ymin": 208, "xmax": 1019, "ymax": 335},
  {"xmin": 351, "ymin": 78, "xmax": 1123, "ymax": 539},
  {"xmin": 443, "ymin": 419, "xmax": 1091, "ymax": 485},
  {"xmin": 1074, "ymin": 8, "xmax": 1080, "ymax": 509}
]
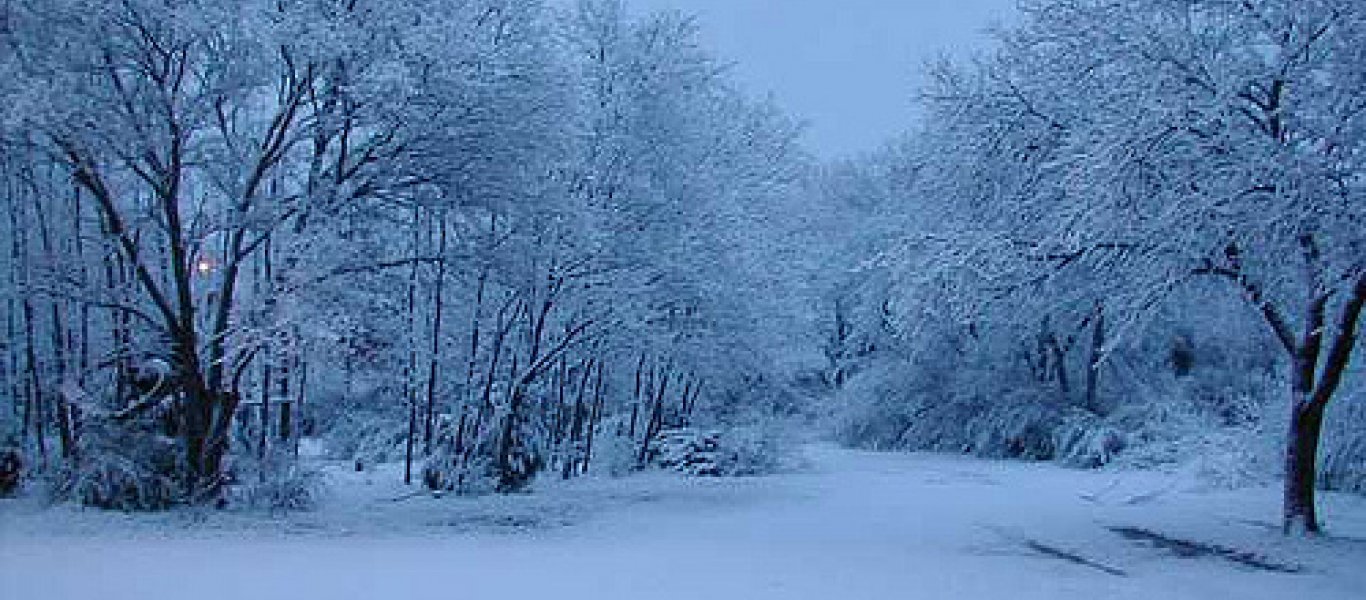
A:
[{"xmin": 627, "ymin": 0, "xmax": 1017, "ymax": 159}]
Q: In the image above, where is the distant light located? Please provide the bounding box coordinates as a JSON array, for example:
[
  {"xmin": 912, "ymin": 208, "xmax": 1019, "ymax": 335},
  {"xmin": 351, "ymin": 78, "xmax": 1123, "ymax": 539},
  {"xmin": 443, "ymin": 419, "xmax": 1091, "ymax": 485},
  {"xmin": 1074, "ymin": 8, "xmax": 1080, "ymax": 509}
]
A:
[{"xmin": 196, "ymin": 259, "xmax": 214, "ymax": 275}]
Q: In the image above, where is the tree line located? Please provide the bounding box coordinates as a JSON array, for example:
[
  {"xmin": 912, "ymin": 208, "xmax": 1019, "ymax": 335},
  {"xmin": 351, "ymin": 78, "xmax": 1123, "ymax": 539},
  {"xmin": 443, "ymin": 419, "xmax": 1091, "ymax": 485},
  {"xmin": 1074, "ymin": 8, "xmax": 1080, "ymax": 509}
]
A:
[{"xmin": 0, "ymin": 0, "xmax": 804, "ymax": 507}]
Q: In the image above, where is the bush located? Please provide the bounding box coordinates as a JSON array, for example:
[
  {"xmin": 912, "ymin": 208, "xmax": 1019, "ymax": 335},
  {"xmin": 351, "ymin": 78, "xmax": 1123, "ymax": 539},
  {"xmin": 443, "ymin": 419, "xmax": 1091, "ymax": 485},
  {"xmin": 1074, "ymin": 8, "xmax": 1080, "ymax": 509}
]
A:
[
  {"xmin": 54, "ymin": 415, "xmax": 184, "ymax": 511},
  {"xmin": 959, "ymin": 394, "xmax": 1060, "ymax": 460},
  {"xmin": 835, "ymin": 363, "xmax": 1067, "ymax": 461},
  {"xmin": 652, "ymin": 429, "xmax": 723, "ymax": 475},
  {"xmin": 1053, "ymin": 410, "xmax": 1126, "ymax": 468},
  {"xmin": 648, "ymin": 425, "xmax": 787, "ymax": 477},
  {"xmin": 57, "ymin": 451, "xmax": 179, "ymax": 511},
  {"xmin": 422, "ymin": 450, "xmax": 499, "ymax": 495},
  {"xmin": 712, "ymin": 424, "xmax": 786, "ymax": 476},
  {"xmin": 0, "ymin": 446, "xmax": 22, "ymax": 497},
  {"xmin": 593, "ymin": 432, "xmax": 641, "ymax": 477},
  {"xmin": 1322, "ymin": 394, "xmax": 1366, "ymax": 494},
  {"xmin": 419, "ymin": 408, "xmax": 551, "ymax": 495},
  {"xmin": 832, "ymin": 363, "xmax": 937, "ymax": 451},
  {"xmin": 232, "ymin": 465, "xmax": 325, "ymax": 511}
]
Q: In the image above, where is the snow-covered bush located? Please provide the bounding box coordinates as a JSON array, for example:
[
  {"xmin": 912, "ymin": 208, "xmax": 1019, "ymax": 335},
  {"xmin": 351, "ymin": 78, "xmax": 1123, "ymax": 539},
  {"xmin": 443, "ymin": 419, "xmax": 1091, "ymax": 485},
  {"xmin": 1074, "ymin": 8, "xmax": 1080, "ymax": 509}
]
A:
[
  {"xmin": 712, "ymin": 424, "xmax": 788, "ymax": 476},
  {"xmin": 421, "ymin": 449, "xmax": 499, "ymax": 495},
  {"xmin": 648, "ymin": 425, "xmax": 787, "ymax": 477},
  {"xmin": 959, "ymin": 394, "xmax": 1059, "ymax": 460},
  {"xmin": 1321, "ymin": 393, "xmax": 1366, "ymax": 494},
  {"xmin": 832, "ymin": 362, "xmax": 940, "ymax": 451},
  {"xmin": 593, "ymin": 432, "xmax": 642, "ymax": 477},
  {"xmin": 53, "ymin": 413, "xmax": 183, "ymax": 511},
  {"xmin": 1096, "ymin": 367, "xmax": 1285, "ymax": 489},
  {"xmin": 57, "ymin": 449, "xmax": 180, "ymax": 511},
  {"xmin": 829, "ymin": 348, "xmax": 1287, "ymax": 475},
  {"xmin": 1052, "ymin": 410, "xmax": 1126, "ymax": 468},
  {"xmin": 835, "ymin": 362, "xmax": 1068, "ymax": 461},
  {"xmin": 420, "ymin": 410, "xmax": 550, "ymax": 495},
  {"xmin": 233, "ymin": 465, "xmax": 325, "ymax": 511},
  {"xmin": 652, "ymin": 429, "xmax": 723, "ymax": 475}
]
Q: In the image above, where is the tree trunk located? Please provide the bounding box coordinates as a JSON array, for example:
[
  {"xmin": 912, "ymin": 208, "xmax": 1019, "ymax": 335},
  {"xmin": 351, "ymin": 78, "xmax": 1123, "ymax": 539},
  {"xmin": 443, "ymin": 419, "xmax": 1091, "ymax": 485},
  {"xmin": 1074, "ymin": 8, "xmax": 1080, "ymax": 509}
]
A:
[
  {"xmin": 20, "ymin": 288, "xmax": 44, "ymax": 468},
  {"xmin": 1084, "ymin": 303, "xmax": 1105, "ymax": 415},
  {"xmin": 563, "ymin": 358, "xmax": 591, "ymax": 479},
  {"xmin": 1283, "ymin": 399, "xmax": 1325, "ymax": 534},
  {"xmin": 582, "ymin": 361, "xmax": 604, "ymax": 475},
  {"xmin": 677, "ymin": 377, "xmax": 693, "ymax": 427},
  {"xmin": 637, "ymin": 366, "xmax": 669, "ymax": 466},
  {"xmin": 403, "ymin": 207, "xmax": 421, "ymax": 485},
  {"xmin": 259, "ymin": 359, "xmax": 271, "ymax": 463},
  {"xmin": 1046, "ymin": 334, "xmax": 1070, "ymax": 404},
  {"xmin": 424, "ymin": 212, "xmax": 448, "ymax": 453},
  {"xmin": 466, "ymin": 297, "xmax": 516, "ymax": 475},
  {"xmin": 1280, "ymin": 274, "xmax": 1366, "ymax": 533},
  {"xmin": 404, "ymin": 397, "xmax": 417, "ymax": 486},
  {"xmin": 294, "ymin": 349, "xmax": 308, "ymax": 453},
  {"xmin": 458, "ymin": 266, "xmax": 487, "ymax": 461},
  {"xmin": 72, "ymin": 187, "xmax": 90, "ymax": 383},
  {"xmin": 553, "ymin": 357, "xmax": 568, "ymax": 469},
  {"xmin": 181, "ymin": 370, "xmax": 237, "ymax": 501},
  {"xmin": 277, "ymin": 348, "xmax": 291, "ymax": 442},
  {"xmin": 259, "ymin": 236, "xmax": 276, "ymax": 461},
  {"xmin": 495, "ymin": 354, "xmax": 522, "ymax": 492},
  {"xmin": 5, "ymin": 296, "xmax": 18, "ymax": 434},
  {"xmin": 35, "ymin": 197, "xmax": 75, "ymax": 460}
]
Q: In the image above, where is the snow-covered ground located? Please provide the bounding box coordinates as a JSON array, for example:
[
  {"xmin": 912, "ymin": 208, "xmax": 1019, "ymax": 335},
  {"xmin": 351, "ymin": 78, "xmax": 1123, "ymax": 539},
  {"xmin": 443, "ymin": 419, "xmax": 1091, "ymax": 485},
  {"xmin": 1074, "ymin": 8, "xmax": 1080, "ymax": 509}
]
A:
[{"xmin": 3, "ymin": 445, "xmax": 1365, "ymax": 599}]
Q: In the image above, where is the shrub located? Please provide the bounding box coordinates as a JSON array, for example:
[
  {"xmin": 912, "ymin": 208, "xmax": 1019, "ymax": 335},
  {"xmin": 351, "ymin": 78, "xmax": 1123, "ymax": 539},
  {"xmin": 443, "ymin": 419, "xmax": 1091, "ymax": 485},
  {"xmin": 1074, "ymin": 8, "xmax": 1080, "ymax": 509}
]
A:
[
  {"xmin": 53, "ymin": 414, "xmax": 184, "ymax": 511},
  {"xmin": 0, "ymin": 446, "xmax": 22, "ymax": 496},
  {"xmin": 233, "ymin": 465, "xmax": 325, "ymax": 511},
  {"xmin": 1321, "ymin": 394, "xmax": 1366, "ymax": 494},
  {"xmin": 959, "ymin": 393, "xmax": 1060, "ymax": 460},
  {"xmin": 1053, "ymin": 410, "xmax": 1126, "ymax": 468},
  {"xmin": 593, "ymin": 432, "xmax": 641, "ymax": 477},
  {"xmin": 57, "ymin": 451, "xmax": 179, "ymax": 511},
  {"xmin": 648, "ymin": 425, "xmax": 787, "ymax": 477},
  {"xmin": 712, "ymin": 424, "xmax": 786, "ymax": 476},
  {"xmin": 834, "ymin": 363, "xmax": 1067, "ymax": 461}
]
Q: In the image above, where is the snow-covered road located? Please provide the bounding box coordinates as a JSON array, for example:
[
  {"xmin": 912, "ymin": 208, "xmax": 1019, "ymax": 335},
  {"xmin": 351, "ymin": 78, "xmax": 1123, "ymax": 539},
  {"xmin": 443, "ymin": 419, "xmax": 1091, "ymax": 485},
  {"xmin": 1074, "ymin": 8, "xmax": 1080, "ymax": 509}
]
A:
[{"xmin": 4, "ymin": 446, "xmax": 1365, "ymax": 599}]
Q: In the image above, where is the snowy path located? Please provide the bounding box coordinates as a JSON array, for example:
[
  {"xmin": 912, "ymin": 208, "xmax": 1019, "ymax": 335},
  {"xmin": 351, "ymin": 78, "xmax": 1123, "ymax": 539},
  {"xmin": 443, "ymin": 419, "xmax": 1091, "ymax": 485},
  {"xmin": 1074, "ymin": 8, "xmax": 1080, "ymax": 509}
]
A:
[{"xmin": 4, "ymin": 446, "xmax": 1366, "ymax": 599}]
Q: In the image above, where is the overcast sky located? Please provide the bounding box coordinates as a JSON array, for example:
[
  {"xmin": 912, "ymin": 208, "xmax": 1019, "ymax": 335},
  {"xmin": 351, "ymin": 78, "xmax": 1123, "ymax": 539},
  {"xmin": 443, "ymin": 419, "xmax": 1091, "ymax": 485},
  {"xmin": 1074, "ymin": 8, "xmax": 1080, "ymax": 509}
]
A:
[{"xmin": 627, "ymin": 0, "xmax": 1017, "ymax": 159}]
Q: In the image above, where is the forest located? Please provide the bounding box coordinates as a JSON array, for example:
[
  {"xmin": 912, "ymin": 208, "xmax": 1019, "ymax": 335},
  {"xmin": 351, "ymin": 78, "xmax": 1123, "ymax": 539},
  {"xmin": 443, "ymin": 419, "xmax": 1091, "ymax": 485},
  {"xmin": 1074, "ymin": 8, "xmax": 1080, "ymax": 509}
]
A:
[{"xmin": 1, "ymin": 1, "xmax": 1364, "ymax": 597}]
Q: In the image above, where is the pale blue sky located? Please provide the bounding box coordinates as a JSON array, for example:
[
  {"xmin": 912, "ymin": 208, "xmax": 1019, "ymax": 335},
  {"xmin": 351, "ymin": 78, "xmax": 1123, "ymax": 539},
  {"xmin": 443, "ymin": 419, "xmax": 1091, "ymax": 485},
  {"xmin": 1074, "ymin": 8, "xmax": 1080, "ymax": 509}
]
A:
[{"xmin": 628, "ymin": 0, "xmax": 1017, "ymax": 158}]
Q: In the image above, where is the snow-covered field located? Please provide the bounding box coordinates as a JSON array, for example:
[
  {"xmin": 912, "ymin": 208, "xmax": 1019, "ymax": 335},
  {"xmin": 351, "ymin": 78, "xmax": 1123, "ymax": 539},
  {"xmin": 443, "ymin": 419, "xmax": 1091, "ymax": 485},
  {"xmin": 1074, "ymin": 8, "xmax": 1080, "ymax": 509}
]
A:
[{"xmin": 3, "ymin": 445, "xmax": 1365, "ymax": 600}]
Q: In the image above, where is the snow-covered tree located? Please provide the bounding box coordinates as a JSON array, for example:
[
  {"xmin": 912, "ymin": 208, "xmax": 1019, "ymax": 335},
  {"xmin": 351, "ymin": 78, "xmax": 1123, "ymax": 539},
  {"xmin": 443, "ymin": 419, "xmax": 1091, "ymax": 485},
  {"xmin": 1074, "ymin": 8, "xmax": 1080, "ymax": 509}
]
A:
[{"xmin": 863, "ymin": 0, "xmax": 1366, "ymax": 534}]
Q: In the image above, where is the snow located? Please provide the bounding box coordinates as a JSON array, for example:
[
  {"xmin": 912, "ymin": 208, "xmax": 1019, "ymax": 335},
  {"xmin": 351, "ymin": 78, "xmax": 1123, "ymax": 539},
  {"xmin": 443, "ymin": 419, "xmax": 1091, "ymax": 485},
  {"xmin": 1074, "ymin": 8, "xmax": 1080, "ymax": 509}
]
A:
[{"xmin": 3, "ymin": 445, "xmax": 1365, "ymax": 599}]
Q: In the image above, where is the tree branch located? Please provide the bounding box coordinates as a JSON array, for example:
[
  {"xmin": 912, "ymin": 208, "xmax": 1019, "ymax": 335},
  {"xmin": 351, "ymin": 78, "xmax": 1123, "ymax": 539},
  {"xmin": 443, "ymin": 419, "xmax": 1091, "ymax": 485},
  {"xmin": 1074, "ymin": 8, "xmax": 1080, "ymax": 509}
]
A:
[
  {"xmin": 1310, "ymin": 273, "xmax": 1366, "ymax": 410},
  {"xmin": 1193, "ymin": 261, "xmax": 1297, "ymax": 355}
]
